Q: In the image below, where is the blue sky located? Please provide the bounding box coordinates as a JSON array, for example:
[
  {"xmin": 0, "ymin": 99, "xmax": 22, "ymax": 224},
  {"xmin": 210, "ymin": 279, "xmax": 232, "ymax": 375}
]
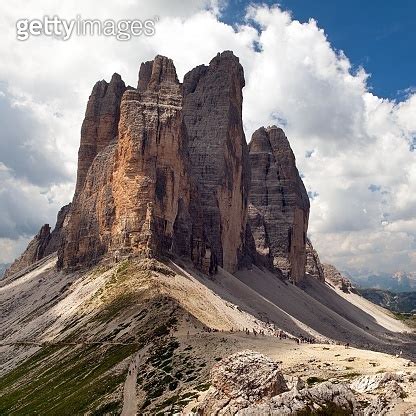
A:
[{"xmin": 221, "ymin": 0, "xmax": 416, "ymax": 100}]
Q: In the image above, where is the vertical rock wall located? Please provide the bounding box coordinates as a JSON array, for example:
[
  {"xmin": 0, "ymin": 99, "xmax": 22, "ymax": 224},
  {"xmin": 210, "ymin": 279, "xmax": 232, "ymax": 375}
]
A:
[
  {"xmin": 248, "ymin": 126, "xmax": 309, "ymax": 282},
  {"xmin": 74, "ymin": 73, "xmax": 126, "ymax": 196},
  {"xmin": 183, "ymin": 51, "xmax": 250, "ymax": 273}
]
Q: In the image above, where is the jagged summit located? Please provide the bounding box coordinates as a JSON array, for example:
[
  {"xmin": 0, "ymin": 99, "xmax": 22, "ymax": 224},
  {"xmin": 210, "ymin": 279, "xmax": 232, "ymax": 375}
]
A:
[
  {"xmin": 3, "ymin": 203, "xmax": 70, "ymax": 279},
  {"xmin": 183, "ymin": 50, "xmax": 249, "ymax": 273},
  {"xmin": 7, "ymin": 52, "xmax": 320, "ymax": 285},
  {"xmin": 55, "ymin": 51, "xmax": 250, "ymax": 275},
  {"xmin": 75, "ymin": 72, "xmax": 126, "ymax": 196},
  {"xmin": 137, "ymin": 55, "xmax": 179, "ymax": 91}
]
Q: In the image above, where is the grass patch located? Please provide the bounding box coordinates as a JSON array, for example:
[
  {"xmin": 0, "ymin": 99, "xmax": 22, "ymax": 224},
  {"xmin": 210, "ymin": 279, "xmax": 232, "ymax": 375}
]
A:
[
  {"xmin": 195, "ymin": 382, "xmax": 211, "ymax": 391},
  {"xmin": 95, "ymin": 292, "xmax": 137, "ymax": 323},
  {"xmin": 0, "ymin": 343, "xmax": 138, "ymax": 415},
  {"xmin": 394, "ymin": 313, "xmax": 416, "ymax": 328},
  {"xmin": 91, "ymin": 400, "xmax": 121, "ymax": 415}
]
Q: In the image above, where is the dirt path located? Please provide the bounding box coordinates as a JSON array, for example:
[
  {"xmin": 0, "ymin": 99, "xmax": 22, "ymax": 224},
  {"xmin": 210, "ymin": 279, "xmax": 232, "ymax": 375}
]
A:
[{"xmin": 121, "ymin": 347, "xmax": 148, "ymax": 416}]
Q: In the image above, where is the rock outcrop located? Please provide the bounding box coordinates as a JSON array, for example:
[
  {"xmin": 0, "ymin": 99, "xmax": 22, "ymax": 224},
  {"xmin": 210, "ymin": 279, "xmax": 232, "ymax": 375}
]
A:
[
  {"xmin": 349, "ymin": 372, "xmax": 415, "ymax": 416},
  {"xmin": 60, "ymin": 52, "xmax": 250, "ymax": 274},
  {"xmin": 198, "ymin": 352, "xmax": 413, "ymax": 415},
  {"xmin": 239, "ymin": 382, "xmax": 360, "ymax": 415},
  {"xmin": 350, "ymin": 372, "xmax": 405, "ymax": 394},
  {"xmin": 183, "ymin": 51, "xmax": 250, "ymax": 273},
  {"xmin": 12, "ymin": 52, "xmax": 321, "ymax": 282},
  {"xmin": 4, "ymin": 225, "xmax": 52, "ymax": 278},
  {"xmin": 60, "ymin": 56, "xmax": 195, "ymax": 268},
  {"xmin": 305, "ymin": 238, "xmax": 325, "ymax": 282},
  {"xmin": 197, "ymin": 351, "xmax": 359, "ymax": 415},
  {"xmin": 323, "ymin": 264, "xmax": 354, "ymax": 292},
  {"xmin": 4, "ymin": 203, "xmax": 71, "ymax": 278},
  {"xmin": 248, "ymin": 126, "xmax": 309, "ymax": 282},
  {"xmin": 74, "ymin": 73, "xmax": 126, "ymax": 196},
  {"xmin": 198, "ymin": 350, "xmax": 288, "ymax": 415}
]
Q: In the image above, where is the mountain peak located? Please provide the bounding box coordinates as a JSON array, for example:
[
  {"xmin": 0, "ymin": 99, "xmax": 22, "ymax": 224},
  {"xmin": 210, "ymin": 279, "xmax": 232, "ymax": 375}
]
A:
[{"xmin": 137, "ymin": 55, "xmax": 179, "ymax": 92}]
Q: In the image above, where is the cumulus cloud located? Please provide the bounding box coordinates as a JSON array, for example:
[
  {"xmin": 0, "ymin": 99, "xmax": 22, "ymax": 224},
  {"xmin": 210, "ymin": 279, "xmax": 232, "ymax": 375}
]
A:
[
  {"xmin": 0, "ymin": 1, "xmax": 415, "ymax": 274},
  {"xmin": 0, "ymin": 93, "xmax": 70, "ymax": 186}
]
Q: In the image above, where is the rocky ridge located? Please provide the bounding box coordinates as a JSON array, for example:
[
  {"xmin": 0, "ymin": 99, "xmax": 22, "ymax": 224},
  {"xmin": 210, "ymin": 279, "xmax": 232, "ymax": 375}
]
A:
[
  {"xmin": 4, "ymin": 204, "xmax": 70, "ymax": 278},
  {"xmin": 196, "ymin": 350, "xmax": 415, "ymax": 415},
  {"xmin": 7, "ymin": 52, "xmax": 330, "ymax": 285},
  {"xmin": 305, "ymin": 238, "xmax": 325, "ymax": 282},
  {"xmin": 324, "ymin": 263, "xmax": 355, "ymax": 292}
]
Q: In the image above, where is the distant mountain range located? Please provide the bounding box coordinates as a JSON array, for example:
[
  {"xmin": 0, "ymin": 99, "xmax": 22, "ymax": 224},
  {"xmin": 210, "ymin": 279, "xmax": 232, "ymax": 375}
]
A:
[
  {"xmin": 348, "ymin": 271, "xmax": 416, "ymax": 293},
  {"xmin": 358, "ymin": 288, "xmax": 416, "ymax": 314}
]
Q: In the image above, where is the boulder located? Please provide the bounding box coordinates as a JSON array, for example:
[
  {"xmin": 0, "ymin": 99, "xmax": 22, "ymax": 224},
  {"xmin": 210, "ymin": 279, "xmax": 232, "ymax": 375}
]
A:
[
  {"xmin": 198, "ymin": 350, "xmax": 287, "ymax": 415},
  {"xmin": 350, "ymin": 372, "xmax": 403, "ymax": 393}
]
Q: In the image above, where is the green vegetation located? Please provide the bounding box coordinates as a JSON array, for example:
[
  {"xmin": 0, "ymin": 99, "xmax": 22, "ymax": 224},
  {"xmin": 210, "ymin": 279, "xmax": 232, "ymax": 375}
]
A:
[
  {"xmin": 95, "ymin": 291, "xmax": 137, "ymax": 323},
  {"xmin": 195, "ymin": 382, "xmax": 211, "ymax": 391},
  {"xmin": 0, "ymin": 343, "xmax": 138, "ymax": 415},
  {"xmin": 358, "ymin": 288, "xmax": 416, "ymax": 314},
  {"xmin": 138, "ymin": 333, "xmax": 209, "ymax": 414},
  {"xmin": 91, "ymin": 400, "xmax": 121, "ymax": 415},
  {"xmin": 153, "ymin": 390, "xmax": 199, "ymax": 414},
  {"xmin": 393, "ymin": 312, "xmax": 416, "ymax": 328}
]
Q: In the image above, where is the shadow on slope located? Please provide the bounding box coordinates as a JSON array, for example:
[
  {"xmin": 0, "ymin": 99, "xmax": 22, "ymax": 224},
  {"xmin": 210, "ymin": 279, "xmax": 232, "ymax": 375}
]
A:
[{"xmin": 234, "ymin": 266, "xmax": 416, "ymax": 360}]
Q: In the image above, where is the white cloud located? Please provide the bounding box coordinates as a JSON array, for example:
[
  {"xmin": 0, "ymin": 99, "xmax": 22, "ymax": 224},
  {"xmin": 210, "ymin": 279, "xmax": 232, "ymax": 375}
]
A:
[{"xmin": 0, "ymin": 1, "xmax": 415, "ymax": 275}]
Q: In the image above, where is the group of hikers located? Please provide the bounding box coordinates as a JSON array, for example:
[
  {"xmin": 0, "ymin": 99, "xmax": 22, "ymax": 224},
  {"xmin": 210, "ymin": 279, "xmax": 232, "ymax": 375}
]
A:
[{"xmin": 196, "ymin": 325, "xmax": 317, "ymax": 345}]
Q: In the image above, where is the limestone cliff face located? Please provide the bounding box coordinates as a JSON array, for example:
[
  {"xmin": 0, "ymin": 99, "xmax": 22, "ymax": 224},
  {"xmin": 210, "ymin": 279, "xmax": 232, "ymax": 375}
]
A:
[
  {"xmin": 248, "ymin": 126, "xmax": 309, "ymax": 282},
  {"xmin": 12, "ymin": 52, "xmax": 322, "ymax": 281},
  {"xmin": 74, "ymin": 73, "xmax": 126, "ymax": 196},
  {"xmin": 111, "ymin": 55, "xmax": 192, "ymax": 260},
  {"xmin": 64, "ymin": 73, "xmax": 125, "ymax": 267},
  {"xmin": 4, "ymin": 203, "xmax": 71, "ymax": 278},
  {"xmin": 305, "ymin": 238, "xmax": 325, "ymax": 282},
  {"xmin": 62, "ymin": 52, "xmax": 249, "ymax": 273},
  {"xmin": 59, "ymin": 144, "xmax": 117, "ymax": 268},
  {"xmin": 60, "ymin": 56, "xmax": 195, "ymax": 268},
  {"xmin": 183, "ymin": 51, "xmax": 250, "ymax": 273},
  {"xmin": 42, "ymin": 204, "xmax": 72, "ymax": 256}
]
